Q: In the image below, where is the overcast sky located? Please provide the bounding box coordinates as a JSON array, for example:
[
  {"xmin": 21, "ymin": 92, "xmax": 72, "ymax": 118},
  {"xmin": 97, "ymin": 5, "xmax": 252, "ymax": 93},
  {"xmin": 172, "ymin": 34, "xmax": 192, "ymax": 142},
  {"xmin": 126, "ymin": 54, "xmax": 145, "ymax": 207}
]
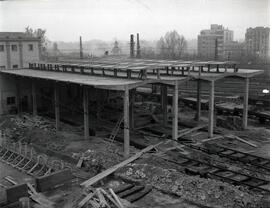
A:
[{"xmin": 0, "ymin": 0, "xmax": 269, "ymax": 42}]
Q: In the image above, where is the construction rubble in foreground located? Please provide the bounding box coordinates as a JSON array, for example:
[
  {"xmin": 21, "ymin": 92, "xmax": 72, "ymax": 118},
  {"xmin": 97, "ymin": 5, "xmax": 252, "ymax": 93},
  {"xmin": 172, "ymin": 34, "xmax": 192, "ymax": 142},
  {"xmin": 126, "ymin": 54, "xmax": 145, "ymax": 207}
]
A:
[{"xmin": 0, "ymin": 111, "xmax": 270, "ymax": 208}]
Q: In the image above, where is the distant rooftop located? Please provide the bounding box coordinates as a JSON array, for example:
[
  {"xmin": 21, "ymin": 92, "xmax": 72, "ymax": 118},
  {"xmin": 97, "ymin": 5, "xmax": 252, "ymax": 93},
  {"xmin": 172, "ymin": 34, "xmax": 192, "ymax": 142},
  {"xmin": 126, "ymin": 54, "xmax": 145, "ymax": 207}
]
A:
[{"xmin": 0, "ymin": 32, "xmax": 40, "ymax": 41}]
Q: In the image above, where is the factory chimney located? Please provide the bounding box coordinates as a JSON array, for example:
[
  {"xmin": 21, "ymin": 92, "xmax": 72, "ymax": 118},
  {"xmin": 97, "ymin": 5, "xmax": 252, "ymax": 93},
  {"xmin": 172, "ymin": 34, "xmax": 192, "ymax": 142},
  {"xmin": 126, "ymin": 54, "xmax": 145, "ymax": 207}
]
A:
[
  {"xmin": 130, "ymin": 34, "xmax": 135, "ymax": 58},
  {"xmin": 79, "ymin": 36, "xmax": 83, "ymax": 59},
  {"xmin": 136, "ymin": 33, "xmax": 141, "ymax": 58}
]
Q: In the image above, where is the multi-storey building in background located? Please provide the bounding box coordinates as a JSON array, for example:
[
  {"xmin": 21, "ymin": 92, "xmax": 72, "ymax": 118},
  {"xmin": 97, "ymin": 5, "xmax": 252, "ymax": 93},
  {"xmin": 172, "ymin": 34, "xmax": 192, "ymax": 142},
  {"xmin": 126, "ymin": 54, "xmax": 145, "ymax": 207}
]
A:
[
  {"xmin": 245, "ymin": 27, "xmax": 270, "ymax": 59},
  {"xmin": 197, "ymin": 24, "xmax": 233, "ymax": 60},
  {"xmin": 0, "ymin": 32, "xmax": 41, "ymax": 70}
]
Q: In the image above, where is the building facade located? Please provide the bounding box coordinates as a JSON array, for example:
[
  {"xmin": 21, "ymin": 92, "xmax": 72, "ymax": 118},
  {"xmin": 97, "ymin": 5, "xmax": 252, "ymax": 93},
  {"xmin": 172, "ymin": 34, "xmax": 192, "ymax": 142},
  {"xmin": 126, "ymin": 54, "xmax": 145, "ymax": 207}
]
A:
[
  {"xmin": 245, "ymin": 27, "xmax": 270, "ymax": 59},
  {"xmin": 0, "ymin": 32, "xmax": 40, "ymax": 114},
  {"xmin": 223, "ymin": 41, "xmax": 245, "ymax": 61},
  {"xmin": 198, "ymin": 24, "xmax": 233, "ymax": 60},
  {"xmin": 0, "ymin": 32, "xmax": 41, "ymax": 70}
]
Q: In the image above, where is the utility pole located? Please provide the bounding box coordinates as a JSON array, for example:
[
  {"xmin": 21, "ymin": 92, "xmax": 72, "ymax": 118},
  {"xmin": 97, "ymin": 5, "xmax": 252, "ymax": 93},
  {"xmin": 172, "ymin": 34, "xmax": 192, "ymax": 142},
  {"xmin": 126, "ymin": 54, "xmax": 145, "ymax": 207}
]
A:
[
  {"xmin": 136, "ymin": 33, "xmax": 141, "ymax": 58},
  {"xmin": 79, "ymin": 36, "xmax": 83, "ymax": 59}
]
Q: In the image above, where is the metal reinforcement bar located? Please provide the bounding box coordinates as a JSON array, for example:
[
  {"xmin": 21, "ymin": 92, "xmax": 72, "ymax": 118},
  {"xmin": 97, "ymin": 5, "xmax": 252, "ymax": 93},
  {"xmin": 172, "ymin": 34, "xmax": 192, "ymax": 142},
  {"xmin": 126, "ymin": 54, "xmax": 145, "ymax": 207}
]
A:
[
  {"xmin": 0, "ymin": 141, "xmax": 67, "ymax": 177},
  {"xmin": 160, "ymin": 150, "xmax": 270, "ymax": 194}
]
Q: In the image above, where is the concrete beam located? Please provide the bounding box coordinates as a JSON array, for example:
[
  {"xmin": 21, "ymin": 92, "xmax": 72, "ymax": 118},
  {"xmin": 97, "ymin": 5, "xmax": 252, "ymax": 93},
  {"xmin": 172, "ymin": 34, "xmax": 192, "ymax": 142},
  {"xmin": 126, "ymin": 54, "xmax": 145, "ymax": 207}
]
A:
[
  {"xmin": 83, "ymin": 87, "xmax": 89, "ymax": 140},
  {"xmin": 172, "ymin": 83, "xmax": 179, "ymax": 140},
  {"xmin": 31, "ymin": 80, "xmax": 37, "ymax": 116},
  {"xmin": 208, "ymin": 80, "xmax": 215, "ymax": 138},
  {"xmin": 243, "ymin": 78, "xmax": 249, "ymax": 129},
  {"xmin": 54, "ymin": 83, "xmax": 60, "ymax": 130},
  {"xmin": 161, "ymin": 85, "xmax": 168, "ymax": 126},
  {"xmin": 124, "ymin": 87, "xmax": 130, "ymax": 158}
]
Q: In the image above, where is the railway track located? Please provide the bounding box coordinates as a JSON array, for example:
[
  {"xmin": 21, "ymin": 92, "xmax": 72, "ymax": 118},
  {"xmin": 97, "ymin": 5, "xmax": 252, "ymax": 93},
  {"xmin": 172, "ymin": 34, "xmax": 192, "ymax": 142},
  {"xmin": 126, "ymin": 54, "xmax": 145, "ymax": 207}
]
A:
[
  {"xmin": 160, "ymin": 149, "xmax": 270, "ymax": 194},
  {"xmin": 180, "ymin": 142, "xmax": 270, "ymax": 173}
]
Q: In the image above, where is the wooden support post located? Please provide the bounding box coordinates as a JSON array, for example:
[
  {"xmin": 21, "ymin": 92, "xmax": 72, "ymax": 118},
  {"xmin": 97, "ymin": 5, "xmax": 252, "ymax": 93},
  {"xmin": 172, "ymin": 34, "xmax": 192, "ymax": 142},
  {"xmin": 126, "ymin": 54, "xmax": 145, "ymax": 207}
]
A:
[
  {"xmin": 196, "ymin": 79, "xmax": 201, "ymax": 121},
  {"xmin": 124, "ymin": 87, "xmax": 130, "ymax": 158},
  {"xmin": 32, "ymin": 80, "xmax": 37, "ymax": 116},
  {"xmin": 208, "ymin": 80, "xmax": 215, "ymax": 138},
  {"xmin": 243, "ymin": 78, "xmax": 249, "ymax": 129},
  {"xmin": 54, "ymin": 83, "xmax": 60, "ymax": 131},
  {"xmin": 83, "ymin": 87, "xmax": 89, "ymax": 140},
  {"xmin": 161, "ymin": 85, "xmax": 168, "ymax": 126},
  {"xmin": 172, "ymin": 83, "xmax": 179, "ymax": 140}
]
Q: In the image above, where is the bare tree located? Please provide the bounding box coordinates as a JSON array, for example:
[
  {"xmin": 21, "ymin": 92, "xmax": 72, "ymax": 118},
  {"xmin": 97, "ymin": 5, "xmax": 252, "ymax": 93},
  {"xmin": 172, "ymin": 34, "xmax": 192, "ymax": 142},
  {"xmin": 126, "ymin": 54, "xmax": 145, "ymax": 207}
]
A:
[
  {"xmin": 25, "ymin": 26, "xmax": 50, "ymax": 58},
  {"xmin": 157, "ymin": 30, "xmax": 187, "ymax": 59}
]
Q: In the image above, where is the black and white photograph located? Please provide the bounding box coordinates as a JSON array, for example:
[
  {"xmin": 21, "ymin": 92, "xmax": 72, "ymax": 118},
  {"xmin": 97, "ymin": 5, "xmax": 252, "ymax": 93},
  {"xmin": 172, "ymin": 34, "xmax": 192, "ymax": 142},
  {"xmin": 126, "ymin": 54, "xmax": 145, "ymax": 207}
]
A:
[{"xmin": 0, "ymin": 0, "xmax": 270, "ymax": 207}]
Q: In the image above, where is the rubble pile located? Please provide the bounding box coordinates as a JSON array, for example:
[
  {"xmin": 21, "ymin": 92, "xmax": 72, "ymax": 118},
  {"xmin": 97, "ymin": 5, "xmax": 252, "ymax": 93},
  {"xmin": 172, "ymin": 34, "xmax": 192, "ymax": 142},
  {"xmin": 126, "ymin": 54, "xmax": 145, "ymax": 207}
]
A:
[
  {"xmin": 216, "ymin": 116, "xmax": 243, "ymax": 130},
  {"xmin": 3, "ymin": 115, "xmax": 67, "ymax": 151},
  {"xmin": 73, "ymin": 148, "xmax": 122, "ymax": 175},
  {"xmin": 116, "ymin": 163, "xmax": 263, "ymax": 208}
]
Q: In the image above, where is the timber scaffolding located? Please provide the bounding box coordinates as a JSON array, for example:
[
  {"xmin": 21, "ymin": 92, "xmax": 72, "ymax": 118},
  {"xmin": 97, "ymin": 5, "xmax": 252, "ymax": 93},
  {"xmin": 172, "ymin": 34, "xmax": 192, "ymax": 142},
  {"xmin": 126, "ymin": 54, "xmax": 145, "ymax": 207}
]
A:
[{"xmin": 0, "ymin": 57, "xmax": 263, "ymax": 157}]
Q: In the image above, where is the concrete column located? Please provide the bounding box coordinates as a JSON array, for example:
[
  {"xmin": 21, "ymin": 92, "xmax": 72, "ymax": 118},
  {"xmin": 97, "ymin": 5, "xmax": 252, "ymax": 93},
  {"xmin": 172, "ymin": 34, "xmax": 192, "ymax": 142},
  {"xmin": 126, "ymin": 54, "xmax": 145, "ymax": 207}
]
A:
[
  {"xmin": 208, "ymin": 80, "xmax": 215, "ymax": 138},
  {"xmin": 16, "ymin": 79, "xmax": 21, "ymax": 114},
  {"xmin": 6, "ymin": 42, "xmax": 11, "ymax": 69},
  {"xmin": 172, "ymin": 83, "xmax": 179, "ymax": 140},
  {"xmin": 161, "ymin": 85, "xmax": 168, "ymax": 126},
  {"xmin": 196, "ymin": 79, "xmax": 202, "ymax": 121},
  {"xmin": 124, "ymin": 87, "xmax": 130, "ymax": 158},
  {"xmin": 31, "ymin": 80, "xmax": 37, "ymax": 116},
  {"xmin": 83, "ymin": 87, "xmax": 89, "ymax": 140},
  {"xmin": 243, "ymin": 78, "xmax": 249, "ymax": 129},
  {"xmin": 129, "ymin": 89, "xmax": 135, "ymax": 130},
  {"xmin": 54, "ymin": 83, "xmax": 60, "ymax": 130},
  {"xmin": 38, "ymin": 39, "xmax": 42, "ymax": 61},
  {"xmin": 19, "ymin": 41, "xmax": 23, "ymax": 68}
]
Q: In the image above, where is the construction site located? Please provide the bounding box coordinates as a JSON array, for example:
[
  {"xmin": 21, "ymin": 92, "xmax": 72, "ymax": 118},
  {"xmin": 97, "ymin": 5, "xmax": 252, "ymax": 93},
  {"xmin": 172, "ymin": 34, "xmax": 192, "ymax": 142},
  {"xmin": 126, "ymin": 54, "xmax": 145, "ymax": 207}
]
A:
[{"xmin": 0, "ymin": 31, "xmax": 270, "ymax": 208}]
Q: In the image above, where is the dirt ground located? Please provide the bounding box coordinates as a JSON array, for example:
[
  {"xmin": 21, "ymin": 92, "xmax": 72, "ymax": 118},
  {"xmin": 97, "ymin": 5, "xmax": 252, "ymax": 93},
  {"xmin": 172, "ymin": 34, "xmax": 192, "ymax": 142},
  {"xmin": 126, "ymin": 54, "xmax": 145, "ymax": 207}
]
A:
[{"xmin": 1, "ymin": 112, "xmax": 270, "ymax": 207}]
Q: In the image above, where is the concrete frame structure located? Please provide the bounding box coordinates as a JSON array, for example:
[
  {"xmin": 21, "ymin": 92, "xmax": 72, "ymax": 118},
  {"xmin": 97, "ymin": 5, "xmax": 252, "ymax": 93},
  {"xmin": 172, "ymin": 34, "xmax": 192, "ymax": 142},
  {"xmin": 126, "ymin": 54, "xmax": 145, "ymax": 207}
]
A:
[{"xmin": 0, "ymin": 58, "xmax": 263, "ymax": 157}]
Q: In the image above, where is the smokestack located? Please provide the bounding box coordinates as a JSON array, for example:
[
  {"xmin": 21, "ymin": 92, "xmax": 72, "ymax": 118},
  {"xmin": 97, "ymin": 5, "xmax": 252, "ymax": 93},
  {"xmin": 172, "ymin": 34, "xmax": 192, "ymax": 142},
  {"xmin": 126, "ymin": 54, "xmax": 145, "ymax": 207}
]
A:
[
  {"xmin": 136, "ymin": 33, "xmax": 141, "ymax": 58},
  {"xmin": 130, "ymin": 34, "xmax": 135, "ymax": 58},
  {"xmin": 79, "ymin": 36, "xmax": 83, "ymax": 59}
]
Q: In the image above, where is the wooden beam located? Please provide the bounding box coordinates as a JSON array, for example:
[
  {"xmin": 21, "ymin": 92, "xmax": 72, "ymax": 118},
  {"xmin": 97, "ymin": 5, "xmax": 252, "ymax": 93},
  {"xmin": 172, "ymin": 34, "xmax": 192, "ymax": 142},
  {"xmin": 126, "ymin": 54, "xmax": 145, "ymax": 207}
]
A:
[
  {"xmin": 124, "ymin": 87, "xmax": 130, "ymax": 158},
  {"xmin": 178, "ymin": 124, "xmax": 208, "ymax": 138},
  {"xmin": 54, "ymin": 83, "xmax": 60, "ymax": 130},
  {"xmin": 172, "ymin": 83, "xmax": 179, "ymax": 140},
  {"xmin": 31, "ymin": 80, "xmax": 37, "ymax": 116},
  {"xmin": 196, "ymin": 79, "xmax": 201, "ymax": 121},
  {"xmin": 80, "ymin": 142, "xmax": 162, "ymax": 188},
  {"xmin": 83, "ymin": 87, "xmax": 89, "ymax": 140},
  {"xmin": 208, "ymin": 80, "xmax": 215, "ymax": 138},
  {"xmin": 243, "ymin": 78, "xmax": 249, "ymax": 129},
  {"xmin": 161, "ymin": 85, "xmax": 168, "ymax": 126}
]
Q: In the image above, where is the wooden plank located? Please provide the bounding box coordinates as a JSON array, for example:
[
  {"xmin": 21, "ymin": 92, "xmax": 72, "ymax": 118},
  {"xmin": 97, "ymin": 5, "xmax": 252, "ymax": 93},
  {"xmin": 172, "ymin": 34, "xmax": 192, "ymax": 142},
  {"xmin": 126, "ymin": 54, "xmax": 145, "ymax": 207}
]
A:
[
  {"xmin": 178, "ymin": 124, "xmax": 208, "ymax": 138},
  {"xmin": 4, "ymin": 176, "xmax": 17, "ymax": 185},
  {"xmin": 109, "ymin": 188, "xmax": 124, "ymax": 208},
  {"xmin": 81, "ymin": 142, "xmax": 163, "ymax": 187},
  {"xmin": 201, "ymin": 135, "xmax": 223, "ymax": 143},
  {"xmin": 226, "ymin": 134, "xmax": 257, "ymax": 148},
  {"xmin": 78, "ymin": 191, "xmax": 95, "ymax": 208}
]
